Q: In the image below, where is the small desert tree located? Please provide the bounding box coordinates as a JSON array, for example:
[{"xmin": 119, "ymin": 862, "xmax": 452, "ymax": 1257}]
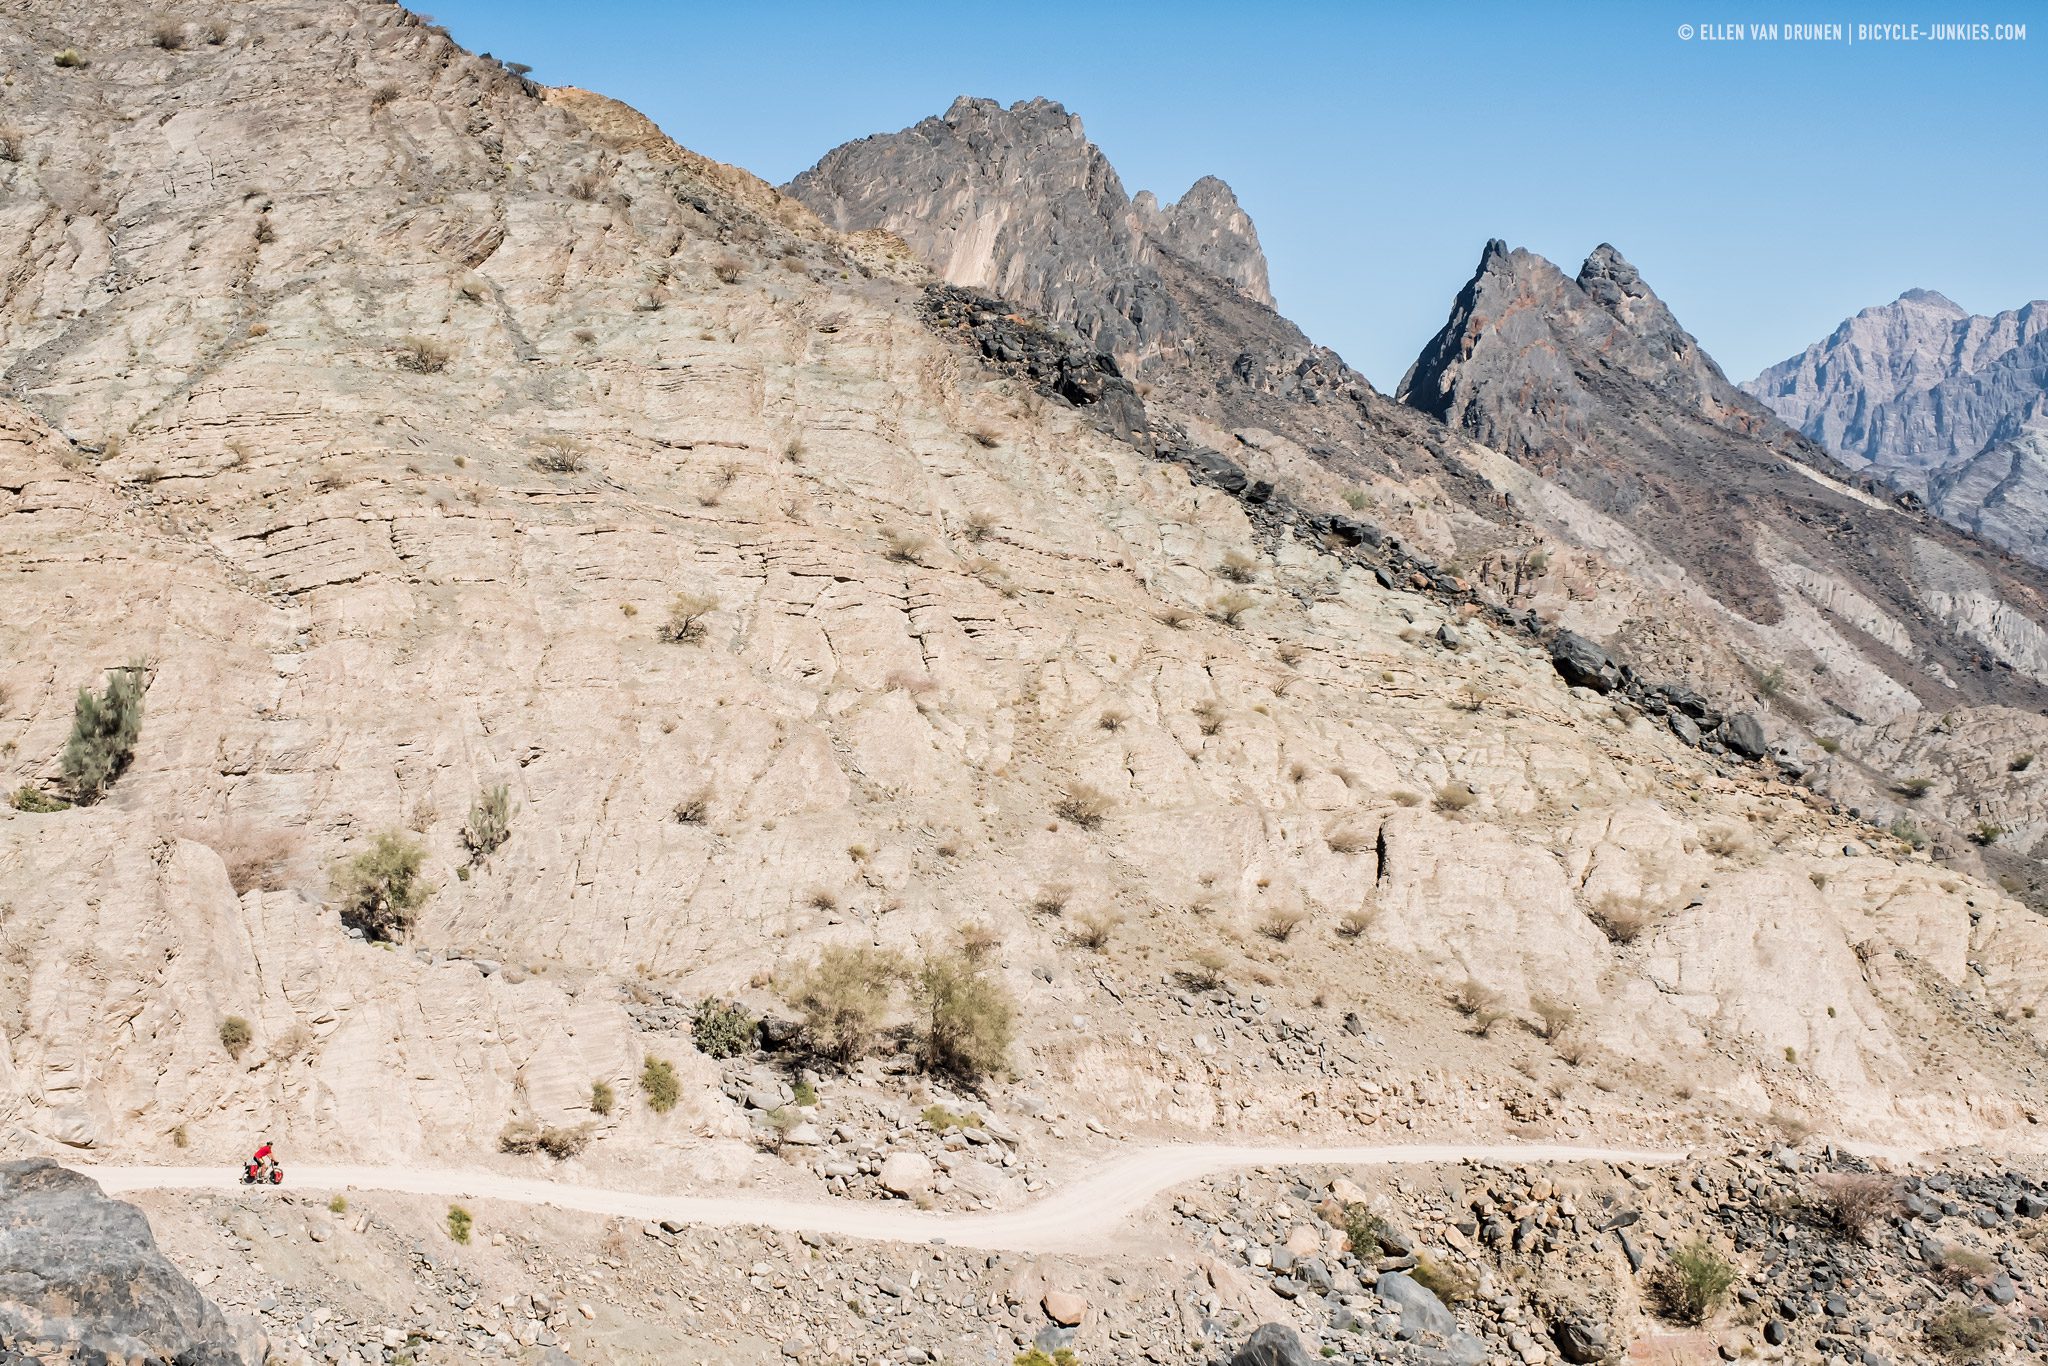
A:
[
  {"xmin": 640, "ymin": 1055, "xmax": 681, "ymax": 1113},
  {"xmin": 218, "ymin": 1015, "xmax": 253, "ymax": 1059},
  {"xmin": 913, "ymin": 951, "xmax": 1015, "ymax": 1082},
  {"xmin": 61, "ymin": 663, "xmax": 146, "ymax": 802},
  {"xmin": 461, "ymin": 784, "xmax": 512, "ymax": 865},
  {"xmin": 331, "ymin": 831, "xmax": 428, "ymax": 940},
  {"xmin": 783, "ymin": 944, "xmax": 907, "ymax": 1065}
]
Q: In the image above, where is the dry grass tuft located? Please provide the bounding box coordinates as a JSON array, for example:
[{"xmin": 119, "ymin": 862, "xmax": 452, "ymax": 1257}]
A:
[
  {"xmin": 1258, "ymin": 906, "xmax": 1308, "ymax": 942},
  {"xmin": 1053, "ymin": 783, "xmax": 1112, "ymax": 831},
  {"xmin": 1069, "ymin": 909, "xmax": 1121, "ymax": 951},
  {"xmin": 1587, "ymin": 892, "xmax": 1657, "ymax": 944}
]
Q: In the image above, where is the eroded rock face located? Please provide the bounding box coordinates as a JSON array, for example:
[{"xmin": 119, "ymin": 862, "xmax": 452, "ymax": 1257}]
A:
[
  {"xmin": 1745, "ymin": 290, "xmax": 2048, "ymax": 475},
  {"xmin": 0, "ymin": 1159, "xmax": 257, "ymax": 1365}
]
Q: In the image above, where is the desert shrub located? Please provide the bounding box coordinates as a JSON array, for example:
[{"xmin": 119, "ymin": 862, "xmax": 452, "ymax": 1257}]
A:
[
  {"xmin": 498, "ymin": 1118, "xmax": 543, "ymax": 1154},
  {"xmin": 202, "ymin": 822, "xmax": 295, "ymax": 894},
  {"xmin": 1013, "ymin": 1349, "xmax": 1078, "ymax": 1366},
  {"xmin": 1934, "ymin": 1244, "xmax": 1997, "ymax": 1285},
  {"xmin": 672, "ymin": 792, "xmax": 710, "ymax": 824},
  {"xmin": 1342, "ymin": 488, "xmax": 1369, "ymax": 510},
  {"xmin": 52, "ymin": 48, "xmax": 85, "ymax": 68},
  {"xmin": 1890, "ymin": 817, "xmax": 1927, "ymax": 850},
  {"xmin": 1410, "ymin": 1254, "xmax": 1475, "ymax": 1305},
  {"xmin": 589, "ymin": 1079, "xmax": 615, "ymax": 1116},
  {"xmin": 461, "ymin": 784, "xmax": 512, "ymax": 864},
  {"xmin": 61, "ymin": 664, "xmax": 145, "ymax": 803},
  {"xmin": 2009, "ymin": 751, "xmax": 2034, "ymax": 772},
  {"xmin": 1096, "ymin": 709, "xmax": 1126, "ymax": 732},
  {"xmin": 1808, "ymin": 1172, "xmax": 1898, "ymax": 1243},
  {"xmin": 967, "ymin": 424, "xmax": 1001, "ymax": 448},
  {"xmin": 1342, "ymin": 1205, "xmax": 1393, "ymax": 1260},
  {"xmin": 1325, "ymin": 825, "xmax": 1371, "ymax": 855},
  {"xmin": 395, "ymin": 336, "xmax": 453, "ymax": 373},
  {"xmin": 783, "ymin": 945, "xmax": 907, "ymax": 1064},
  {"xmin": 1335, "ymin": 909, "xmax": 1375, "ymax": 940},
  {"xmin": 1894, "ymin": 775, "xmax": 1934, "ymax": 799},
  {"xmin": 328, "ymin": 1195, "xmax": 347, "ymax": 1214},
  {"xmin": 921, "ymin": 1103, "xmax": 980, "ymax": 1130},
  {"xmin": 1432, "ymin": 782, "xmax": 1477, "ymax": 814},
  {"xmin": 1156, "ymin": 606, "xmax": 1194, "ymax": 630},
  {"xmin": 1450, "ymin": 683, "xmax": 1488, "ymax": 712},
  {"xmin": 955, "ymin": 921, "xmax": 1001, "ymax": 962},
  {"xmin": 330, "ymin": 831, "xmax": 428, "ymax": 940},
  {"xmin": 1053, "ymin": 783, "xmax": 1112, "ymax": 830},
  {"xmin": 171, "ymin": 1125, "xmax": 188, "ymax": 1148},
  {"xmin": 218, "ymin": 1015, "xmax": 253, "ymax": 1059},
  {"xmin": 1969, "ymin": 822, "xmax": 2002, "ymax": 846},
  {"xmin": 690, "ymin": 998, "xmax": 757, "ymax": 1060},
  {"xmin": 0, "ymin": 127, "xmax": 21, "ymax": 163},
  {"xmin": 640, "ymin": 1056, "xmax": 681, "ymax": 1113},
  {"xmin": 1028, "ymin": 886, "xmax": 1071, "ymax": 916},
  {"xmin": 1179, "ymin": 949, "xmax": 1228, "ymax": 991},
  {"xmin": 882, "ymin": 529, "xmax": 929, "ymax": 565},
  {"xmin": 446, "ymin": 1205, "xmax": 472, "ymax": 1243},
  {"xmin": 538, "ymin": 1123, "xmax": 592, "ymax": 1159},
  {"xmin": 1699, "ymin": 826, "xmax": 1745, "ymax": 857},
  {"xmin": 1588, "ymin": 893, "xmax": 1654, "ymax": 944},
  {"xmin": 528, "ymin": 436, "xmax": 584, "ymax": 473},
  {"xmin": 914, "ymin": 951, "xmax": 1015, "ymax": 1081},
  {"xmin": 1258, "ymin": 907, "xmax": 1308, "ymax": 942},
  {"xmin": 271, "ymin": 1023, "xmax": 313, "ymax": 1062},
  {"xmin": 369, "ymin": 80, "xmax": 401, "ymax": 107},
  {"xmin": 1815, "ymin": 735, "xmax": 1840, "ymax": 754},
  {"xmin": 659, "ymin": 590, "xmax": 718, "ymax": 644},
  {"xmin": 1452, "ymin": 978, "xmax": 1506, "ymax": 1035},
  {"xmin": 11, "ymin": 786, "xmax": 72, "ymax": 813},
  {"xmin": 1757, "ymin": 664, "xmax": 1786, "ymax": 697},
  {"xmin": 1069, "ymin": 909, "xmax": 1120, "ymax": 950},
  {"xmin": 961, "ymin": 509, "xmax": 997, "ymax": 543},
  {"xmin": 1924, "ymin": 1303, "xmax": 2004, "ymax": 1361},
  {"xmin": 711, "ymin": 255, "xmax": 744, "ymax": 284},
  {"xmin": 1216, "ymin": 550, "xmax": 1257, "ymax": 583},
  {"xmin": 1207, "ymin": 591, "xmax": 1256, "ymax": 627},
  {"xmin": 1653, "ymin": 1239, "xmax": 1736, "ymax": 1324},
  {"xmin": 1531, "ymin": 994, "xmax": 1578, "ymax": 1041}
]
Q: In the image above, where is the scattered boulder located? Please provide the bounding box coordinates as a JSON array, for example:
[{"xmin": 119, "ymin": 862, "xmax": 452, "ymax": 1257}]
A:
[
  {"xmin": 1550, "ymin": 1312, "xmax": 1608, "ymax": 1363},
  {"xmin": 0, "ymin": 1159, "xmax": 258, "ymax": 1365},
  {"xmin": 877, "ymin": 1152, "xmax": 934, "ymax": 1197},
  {"xmin": 1376, "ymin": 1271, "xmax": 1485, "ymax": 1364},
  {"xmin": 1722, "ymin": 712, "xmax": 1769, "ymax": 759},
  {"xmin": 1040, "ymin": 1289, "xmax": 1088, "ymax": 1326},
  {"xmin": 1550, "ymin": 632, "xmax": 1620, "ymax": 693},
  {"xmin": 1228, "ymin": 1321, "xmax": 1317, "ymax": 1366}
]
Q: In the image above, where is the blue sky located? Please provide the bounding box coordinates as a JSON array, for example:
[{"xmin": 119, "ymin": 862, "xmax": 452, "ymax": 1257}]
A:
[{"xmin": 422, "ymin": 1, "xmax": 2043, "ymax": 389}]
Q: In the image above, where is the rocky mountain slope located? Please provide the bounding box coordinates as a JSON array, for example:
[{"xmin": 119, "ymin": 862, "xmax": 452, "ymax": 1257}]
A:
[
  {"xmin": 1745, "ymin": 290, "xmax": 2048, "ymax": 564},
  {"xmin": 1745, "ymin": 290, "xmax": 2048, "ymax": 475},
  {"xmin": 1, "ymin": 4, "xmax": 2046, "ymax": 1363}
]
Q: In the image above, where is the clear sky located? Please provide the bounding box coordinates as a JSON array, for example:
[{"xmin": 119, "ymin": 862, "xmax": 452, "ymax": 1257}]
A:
[{"xmin": 420, "ymin": 0, "xmax": 2043, "ymax": 389}]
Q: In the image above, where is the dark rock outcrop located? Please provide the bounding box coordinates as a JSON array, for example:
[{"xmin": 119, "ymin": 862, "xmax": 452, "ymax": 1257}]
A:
[
  {"xmin": 1550, "ymin": 632, "xmax": 1621, "ymax": 693},
  {"xmin": 0, "ymin": 1159, "xmax": 257, "ymax": 1365}
]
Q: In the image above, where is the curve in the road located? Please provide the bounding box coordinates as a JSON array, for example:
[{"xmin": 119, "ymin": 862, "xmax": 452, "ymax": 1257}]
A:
[{"xmin": 83, "ymin": 1142, "xmax": 1683, "ymax": 1254}]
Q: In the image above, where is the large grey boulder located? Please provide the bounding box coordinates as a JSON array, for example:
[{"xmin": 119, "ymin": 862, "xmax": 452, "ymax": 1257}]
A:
[
  {"xmin": 0, "ymin": 1159, "xmax": 259, "ymax": 1365},
  {"xmin": 1550, "ymin": 1311, "xmax": 1609, "ymax": 1363},
  {"xmin": 1376, "ymin": 1271, "xmax": 1486, "ymax": 1366},
  {"xmin": 1228, "ymin": 1321, "xmax": 1316, "ymax": 1366},
  {"xmin": 1722, "ymin": 712, "xmax": 1769, "ymax": 759},
  {"xmin": 1549, "ymin": 632, "xmax": 1621, "ymax": 693}
]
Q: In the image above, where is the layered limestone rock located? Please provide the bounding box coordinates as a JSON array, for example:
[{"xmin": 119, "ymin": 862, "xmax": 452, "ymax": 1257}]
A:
[{"xmin": 0, "ymin": 0, "xmax": 2044, "ymax": 1184}]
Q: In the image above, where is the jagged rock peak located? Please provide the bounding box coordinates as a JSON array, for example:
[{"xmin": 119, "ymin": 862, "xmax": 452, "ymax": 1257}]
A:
[{"xmin": 1131, "ymin": 174, "xmax": 1273, "ymax": 308}]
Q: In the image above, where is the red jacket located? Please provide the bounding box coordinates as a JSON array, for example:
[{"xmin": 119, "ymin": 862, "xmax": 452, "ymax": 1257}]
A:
[{"xmin": 252, "ymin": 1144, "xmax": 273, "ymax": 1163}]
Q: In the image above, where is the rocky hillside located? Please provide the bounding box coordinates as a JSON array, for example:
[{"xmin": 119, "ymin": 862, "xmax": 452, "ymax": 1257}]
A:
[{"xmin": 1, "ymin": 4, "xmax": 2047, "ymax": 1364}]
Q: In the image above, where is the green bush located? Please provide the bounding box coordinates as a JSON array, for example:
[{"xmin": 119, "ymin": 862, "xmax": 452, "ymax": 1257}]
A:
[
  {"xmin": 328, "ymin": 1195, "xmax": 347, "ymax": 1214},
  {"xmin": 590, "ymin": 1079, "xmax": 615, "ymax": 1116},
  {"xmin": 913, "ymin": 951, "xmax": 1015, "ymax": 1081},
  {"xmin": 1925, "ymin": 1303, "xmax": 2005, "ymax": 1360},
  {"xmin": 920, "ymin": 1103, "xmax": 982, "ymax": 1130},
  {"xmin": 461, "ymin": 784, "xmax": 512, "ymax": 864},
  {"xmin": 791, "ymin": 1078, "xmax": 817, "ymax": 1107},
  {"xmin": 10, "ymin": 785, "xmax": 71, "ymax": 813},
  {"xmin": 61, "ymin": 664, "xmax": 145, "ymax": 803},
  {"xmin": 783, "ymin": 945, "xmax": 907, "ymax": 1064},
  {"xmin": 218, "ymin": 1016, "xmax": 253, "ymax": 1059},
  {"xmin": 640, "ymin": 1056, "xmax": 680, "ymax": 1113},
  {"xmin": 1410, "ymin": 1253, "xmax": 1475, "ymax": 1305},
  {"xmin": 331, "ymin": 831, "xmax": 428, "ymax": 940},
  {"xmin": 446, "ymin": 1205, "xmax": 472, "ymax": 1243},
  {"xmin": 1342, "ymin": 1205, "xmax": 1393, "ymax": 1261},
  {"xmin": 1655, "ymin": 1239, "xmax": 1737, "ymax": 1324},
  {"xmin": 1014, "ymin": 1350, "xmax": 1079, "ymax": 1366},
  {"xmin": 690, "ymin": 998, "xmax": 757, "ymax": 1059}
]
